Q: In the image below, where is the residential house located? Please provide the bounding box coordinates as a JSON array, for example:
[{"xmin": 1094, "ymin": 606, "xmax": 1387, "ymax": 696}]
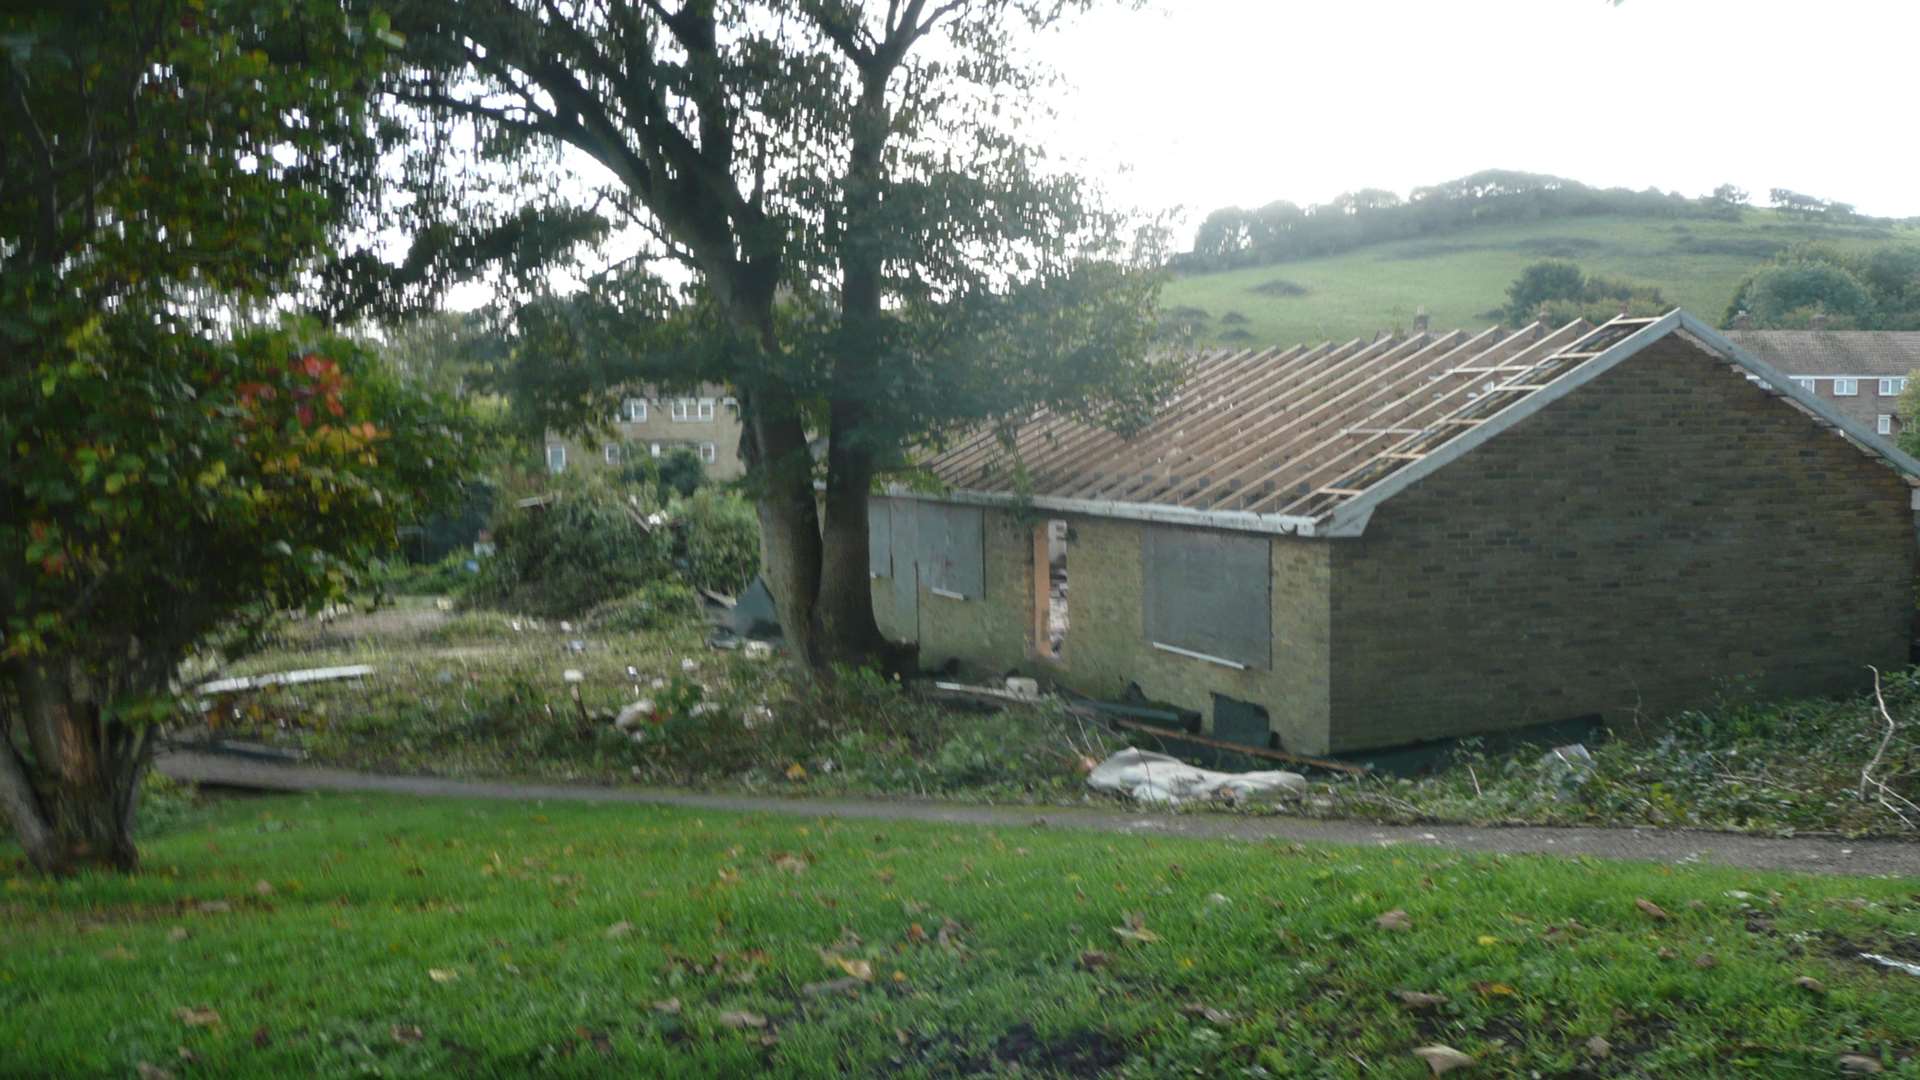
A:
[
  {"xmin": 1725, "ymin": 326, "xmax": 1920, "ymax": 442},
  {"xmin": 543, "ymin": 385, "xmax": 746, "ymax": 480},
  {"xmin": 868, "ymin": 311, "xmax": 1920, "ymax": 755}
]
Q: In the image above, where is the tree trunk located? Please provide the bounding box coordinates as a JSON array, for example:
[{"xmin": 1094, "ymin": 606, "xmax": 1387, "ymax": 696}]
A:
[
  {"xmin": 745, "ymin": 384, "xmax": 829, "ymax": 669},
  {"xmin": 814, "ymin": 397, "xmax": 889, "ymax": 666},
  {"xmin": 1, "ymin": 664, "xmax": 144, "ymax": 875}
]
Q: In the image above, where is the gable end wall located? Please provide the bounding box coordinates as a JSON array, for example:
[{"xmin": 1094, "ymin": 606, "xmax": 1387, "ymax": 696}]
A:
[{"xmin": 1327, "ymin": 335, "xmax": 1916, "ymax": 752}]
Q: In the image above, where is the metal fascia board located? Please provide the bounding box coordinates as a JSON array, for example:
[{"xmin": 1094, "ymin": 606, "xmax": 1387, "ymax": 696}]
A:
[
  {"xmin": 1323, "ymin": 310, "xmax": 1686, "ymax": 534},
  {"xmin": 1676, "ymin": 311, "xmax": 1920, "ymax": 480},
  {"xmin": 879, "ymin": 485, "xmax": 1322, "ymax": 537}
]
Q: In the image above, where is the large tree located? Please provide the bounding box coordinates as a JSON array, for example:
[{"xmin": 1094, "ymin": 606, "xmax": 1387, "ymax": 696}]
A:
[
  {"xmin": 1, "ymin": 1, "xmax": 470, "ymax": 874},
  {"xmin": 376, "ymin": 0, "xmax": 1172, "ymax": 667}
]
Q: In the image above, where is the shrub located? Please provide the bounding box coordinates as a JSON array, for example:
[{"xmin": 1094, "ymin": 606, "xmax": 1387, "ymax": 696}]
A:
[
  {"xmin": 678, "ymin": 489, "xmax": 760, "ymax": 594},
  {"xmin": 585, "ymin": 581, "xmax": 700, "ymax": 633},
  {"xmin": 1249, "ymin": 278, "xmax": 1308, "ymax": 297},
  {"xmin": 473, "ymin": 476, "xmax": 674, "ymax": 616},
  {"xmin": 658, "ymin": 447, "xmax": 706, "ymax": 499}
]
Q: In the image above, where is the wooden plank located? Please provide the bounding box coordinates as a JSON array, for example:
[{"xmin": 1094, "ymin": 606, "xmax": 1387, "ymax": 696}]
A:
[{"xmin": 1093, "ymin": 714, "xmax": 1368, "ymax": 775}]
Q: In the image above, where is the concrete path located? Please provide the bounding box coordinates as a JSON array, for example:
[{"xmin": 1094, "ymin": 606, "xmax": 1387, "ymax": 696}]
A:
[{"xmin": 157, "ymin": 750, "xmax": 1920, "ymax": 879}]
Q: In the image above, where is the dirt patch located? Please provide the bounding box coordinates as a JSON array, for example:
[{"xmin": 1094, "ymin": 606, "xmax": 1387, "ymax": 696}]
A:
[{"xmin": 986, "ymin": 1023, "xmax": 1127, "ymax": 1076}]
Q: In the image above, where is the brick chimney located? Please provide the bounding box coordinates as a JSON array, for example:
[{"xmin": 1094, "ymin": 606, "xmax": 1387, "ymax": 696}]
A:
[
  {"xmin": 1412, "ymin": 306, "xmax": 1429, "ymax": 334},
  {"xmin": 1730, "ymin": 311, "xmax": 1752, "ymax": 330}
]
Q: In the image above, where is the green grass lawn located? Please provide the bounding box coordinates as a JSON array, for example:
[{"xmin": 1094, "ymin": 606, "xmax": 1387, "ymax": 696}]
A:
[
  {"xmin": 1162, "ymin": 211, "xmax": 1920, "ymax": 348},
  {"xmin": 6, "ymin": 794, "xmax": 1920, "ymax": 1076}
]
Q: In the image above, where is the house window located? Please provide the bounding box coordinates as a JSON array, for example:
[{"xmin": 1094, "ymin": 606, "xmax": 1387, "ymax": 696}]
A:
[
  {"xmin": 1794, "ymin": 377, "xmax": 1816, "ymax": 392},
  {"xmin": 1879, "ymin": 415, "xmax": 1894, "ymax": 435},
  {"xmin": 670, "ymin": 398, "xmax": 692, "ymax": 421},
  {"xmin": 649, "ymin": 442, "xmax": 662, "ymax": 457},
  {"xmin": 604, "ymin": 444, "xmax": 622, "ymax": 465},
  {"xmin": 1835, "ymin": 378, "xmax": 1859, "ymax": 397},
  {"xmin": 697, "ymin": 398, "xmax": 716, "ymax": 421},
  {"xmin": 622, "ymin": 397, "xmax": 647, "ymax": 422},
  {"xmin": 699, "ymin": 442, "xmax": 717, "ymax": 464},
  {"xmin": 546, "ymin": 445, "xmax": 566, "ymax": 473},
  {"xmin": 1881, "ymin": 378, "xmax": 1907, "ymax": 396},
  {"xmin": 722, "ymin": 396, "xmax": 739, "ymax": 412}
]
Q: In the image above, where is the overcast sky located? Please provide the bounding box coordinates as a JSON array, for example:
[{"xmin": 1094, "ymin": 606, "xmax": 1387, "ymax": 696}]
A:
[{"xmin": 1040, "ymin": 0, "xmax": 1920, "ymax": 240}]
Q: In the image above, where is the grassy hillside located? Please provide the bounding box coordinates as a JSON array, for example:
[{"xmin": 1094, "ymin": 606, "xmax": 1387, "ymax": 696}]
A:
[{"xmin": 1162, "ymin": 211, "xmax": 1920, "ymax": 348}]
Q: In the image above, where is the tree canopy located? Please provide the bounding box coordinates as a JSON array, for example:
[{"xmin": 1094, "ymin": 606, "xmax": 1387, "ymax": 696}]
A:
[
  {"xmin": 1, "ymin": 0, "xmax": 473, "ymax": 874},
  {"xmin": 376, "ymin": 0, "xmax": 1174, "ymax": 666},
  {"xmin": 1725, "ymin": 244, "xmax": 1920, "ymax": 330}
]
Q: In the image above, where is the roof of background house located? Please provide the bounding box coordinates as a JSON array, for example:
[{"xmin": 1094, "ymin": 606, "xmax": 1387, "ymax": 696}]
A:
[
  {"xmin": 1724, "ymin": 330, "xmax": 1920, "ymax": 377},
  {"xmin": 902, "ymin": 311, "xmax": 1920, "ymax": 538}
]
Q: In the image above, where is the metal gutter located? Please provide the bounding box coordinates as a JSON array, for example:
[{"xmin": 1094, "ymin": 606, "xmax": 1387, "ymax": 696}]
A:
[{"xmin": 878, "ymin": 483, "xmax": 1325, "ymax": 537}]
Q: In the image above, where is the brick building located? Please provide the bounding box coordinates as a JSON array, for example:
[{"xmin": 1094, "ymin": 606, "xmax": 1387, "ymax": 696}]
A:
[
  {"xmin": 868, "ymin": 311, "xmax": 1920, "ymax": 755},
  {"xmin": 1724, "ymin": 328, "xmax": 1920, "ymax": 442},
  {"xmin": 542, "ymin": 385, "xmax": 746, "ymax": 480}
]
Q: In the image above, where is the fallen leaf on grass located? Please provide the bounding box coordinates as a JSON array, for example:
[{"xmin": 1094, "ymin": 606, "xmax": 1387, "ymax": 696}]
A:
[
  {"xmin": 1412, "ymin": 1044, "xmax": 1474, "ymax": 1074},
  {"xmin": 1634, "ymin": 898, "xmax": 1669, "ymax": 922},
  {"xmin": 771, "ymin": 853, "xmax": 809, "ymax": 875},
  {"xmin": 1112, "ymin": 911, "xmax": 1161, "ymax": 944},
  {"xmin": 1077, "ymin": 950, "xmax": 1111, "ymax": 971},
  {"xmin": 1839, "ymin": 1054, "xmax": 1884, "ymax": 1074},
  {"xmin": 819, "ymin": 952, "xmax": 873, "ymax": 981},
  {"xmin": 784, "ymin": 763, "xmax": 807, "ymax": 781},
  {"xmin": 195, "ymin": 901, "xmax": 231, "ymax": 915},
  {"xmin": 1471, "ymin": 981, "xmax": 1515, "ymax": 998},
  {"xmin": 1178, "ymin": 1003, "xmax": 1235, "ymax": 1025},
  {"xmin": 167, "ymin": 927, "xmax": 190, "ymax": 943},
  {"xmin": 253, "ymin": 880, "xmax": 274, "ymax": 898},
  {"xmin": 718, "ymin": 1010, "xmax": 767, "ymax": 1029},
  {"xmin": 251, "ymin": 1026, "xmax": 271, "ymax": 1049},
  {"xmin": 1393, "ymin": 990, "xmax": 1447, "ymax": 1010},
  {"xmin": 1375, "ymin": 909, "xmax": 1412, "ymax": 932},
  {"xmin": 1585, "ymin": 1035, "xmax": 1612, "ymax": 1059},
  {"xmin": 605, "ymin": 921, "xmax": 633, "ymax": 939},
  {"xmin": 801, "ymin": 977, "xmax": 863, "ymax": 997},
  {"xmin": 1692, "ymin": 953, "xmax": 1718, "ymax": 969},
  {"xmin": 905, "ymin": 923, "xmax": 927, "ymax": 945},
  {"xmin": 428, "ymin": 968, "xmax": 459, "ymax": 984},
  {"xmin": 650, "ymin": 998, "xmax": 682, "ymax": 1016},
  {"xmin": 173, "ymin": 1007, "xmax": 221, "ymax": 1028},
  {"xmin": 135, "ymin": 1063, "xmax": 174, "ymax": 1080},
  {"xmin": 1793, "ymin": 976, "xmax": 1825, "ymax": 994},
  {"xmin": 391, "ymin": 1025, "xmax": 424, "ymax": 1045}
]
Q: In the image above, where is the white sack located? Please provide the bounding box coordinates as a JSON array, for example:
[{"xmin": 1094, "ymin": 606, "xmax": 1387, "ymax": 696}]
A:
[{"xmin": 1087, "ymin": 747, "xmax": 1308, "ymax": 806}]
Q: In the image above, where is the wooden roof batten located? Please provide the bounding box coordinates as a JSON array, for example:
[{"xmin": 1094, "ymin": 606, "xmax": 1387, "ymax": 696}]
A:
[{"xmin": 904, "ymin": 310, "xmax": 1920, "ymax": 539}]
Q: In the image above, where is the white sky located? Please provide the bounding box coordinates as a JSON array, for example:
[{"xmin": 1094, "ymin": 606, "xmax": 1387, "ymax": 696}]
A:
[{"xmin": 1040, "ymin": 0, "xmax": 1920, "ymax": 237}]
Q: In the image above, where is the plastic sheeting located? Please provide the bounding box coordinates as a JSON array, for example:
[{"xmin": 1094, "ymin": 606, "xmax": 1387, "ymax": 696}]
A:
[{"xmin": 1086, "ymin": 747, "xmax": 1307, "ymax": 806}]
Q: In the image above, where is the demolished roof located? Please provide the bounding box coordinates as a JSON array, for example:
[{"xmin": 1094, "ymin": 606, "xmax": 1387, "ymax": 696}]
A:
[
  {"xmin": 905, "ymin": 310, "xmax": 1920, "ymax": 538},
  {"xmin": 1725, "ymin": 330, "xmax": 1920, "ymax": 377}
]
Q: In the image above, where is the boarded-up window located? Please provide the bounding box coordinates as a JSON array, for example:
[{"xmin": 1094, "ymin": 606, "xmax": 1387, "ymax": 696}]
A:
[
  {"xmin": 868, "ymin": 498, "xmax": 893, "ymax": 578},
  {"xmin": 1142, "ymin": 526, "xmax": 1270, "ymax": 670},
  {"xmin": 916, "ymin": 503, "xmax": 984, "ymax": 600}
]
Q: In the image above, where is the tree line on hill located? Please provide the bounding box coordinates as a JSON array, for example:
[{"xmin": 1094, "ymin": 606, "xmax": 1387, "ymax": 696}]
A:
[{"xmin": 1178, "ymin": 171, "xmax": 1883, "ymax": 274}]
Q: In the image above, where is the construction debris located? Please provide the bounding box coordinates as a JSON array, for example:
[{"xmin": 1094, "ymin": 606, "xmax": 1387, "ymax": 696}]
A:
[
  {"xmin": 1087, "ymin": 748, "xmax": 1307, "ymax": 806},
  {"xmin": 194, "ymin": 666, "xmax": 374, "ymax": 696}
]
